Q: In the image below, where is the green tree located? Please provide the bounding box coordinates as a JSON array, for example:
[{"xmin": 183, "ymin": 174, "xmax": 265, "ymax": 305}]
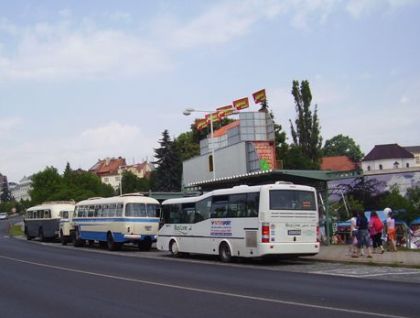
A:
[
  {"xmin": 258, "ymin": 99, "xmax": 288, "ymax": 168},
  {"xmin": 152, "ymin": 130, "xmax": 182, "ymax": 191},
  {"xmin": 323, "ymin": 134, "xmax": 364, "ymax": 162},
  {"xmin": 380, "ymin": 185, "xmax": 414, "ymax": 222},
  {"xmin": 30, "ymin": 164, "xmax": 115, "ymax": 204},
  {"xmin": 289, "ymin": 80, "xmax": 322, "ymax": 169},
  {"xmin": 30, "ymin": 167, "xmax": 64, "ymax": 204},
  {"xmin": 121, "ymin": 171, "xmax": 150, "ymax": 194},
  {"xmin": 407, "ymin": 187, "xmax": 420, "ymax": 210},
  {"xmin": 174, "ymin": 131, "xmax": 200, "ymax": 161}
]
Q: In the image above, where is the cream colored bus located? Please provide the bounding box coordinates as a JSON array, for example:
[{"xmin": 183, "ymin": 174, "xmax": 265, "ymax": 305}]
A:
[
  {"xmin": 157, "ymin": 182, "xmax": 320, "ymax": 262},
  {"xmin": 25, "ymin": 202, "xmax": 75, "ymax": 241},
  {"xmin": 72, "ymin": 194, "xmax": 160, "ymax": 251}
]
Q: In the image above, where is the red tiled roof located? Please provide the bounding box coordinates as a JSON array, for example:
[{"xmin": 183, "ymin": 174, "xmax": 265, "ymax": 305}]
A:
[
  {"xmin": 213, "ymin": 120, "xmax": 240, "ymax": 138},
  {"xmin": 89, "ymin": 157, "xmax": 127, "ymax": 176},
  {"xmin": 320, "ymin": 155, "xmax": 357, "ymax": 171},
  {"xmin": 363, "ymin": 144, "xmax": 414, "ymax": 161}
]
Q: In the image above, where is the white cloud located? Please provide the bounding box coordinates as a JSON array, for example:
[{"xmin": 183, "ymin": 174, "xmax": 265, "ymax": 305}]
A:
[
  {"xmin": 346, "ymin": 0, "xmax": 418, "ymax": 18},
  {"xmin": 1, "ymin": 122, "xmax": 156, "ymax": 182},
  {"xmin": 0, "ymin": 117, "xmax": 23, "ymax": 136},
  {"xmin": 0, "ymin": 20, "xmax": 172, "ymax": 81},
  {"xmin": 400, "ymin": 95, "xmax": 409, "ymax": 104}
]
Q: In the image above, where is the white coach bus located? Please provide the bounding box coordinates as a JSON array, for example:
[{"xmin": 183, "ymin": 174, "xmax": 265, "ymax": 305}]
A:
[
  {"xmin": 24, "ymin": 202, "xmax": 75, "ymax": 241},
  {"xmin": 72, "ymin": 194, "xmax": 160, "ymax": 251},
  {"xmin": 157, "ymin": 182, "xmax": 320, "ymax": 262}
]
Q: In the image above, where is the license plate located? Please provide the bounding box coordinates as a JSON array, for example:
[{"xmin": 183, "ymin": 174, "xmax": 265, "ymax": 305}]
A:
[{"xmin": 288, "ymin": 230, "xmax": 301, "ymax": 236}]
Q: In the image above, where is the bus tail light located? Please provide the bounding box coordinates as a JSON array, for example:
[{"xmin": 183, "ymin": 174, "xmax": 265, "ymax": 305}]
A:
[
  {"xmin": 262, "ymin": 223, "xmax": 270, "ymax": 243},
  {"xmin": 316, "ymin": 226, "xmax": 320, "ymax": 242}
]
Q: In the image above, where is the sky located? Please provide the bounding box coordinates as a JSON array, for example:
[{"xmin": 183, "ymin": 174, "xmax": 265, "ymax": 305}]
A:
[{"xmin": 1, "ymin": 0, "xmax": 419, "ymax": 182}]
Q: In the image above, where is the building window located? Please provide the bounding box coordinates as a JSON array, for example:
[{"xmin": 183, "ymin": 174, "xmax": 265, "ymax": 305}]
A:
[
  {"xmin": 208, "ymin": 155, "xmax": 214, "ymax": 172},
  {"xmin": 379, "ymin": 164, "xmax": 383, "ymax": 170},
  {"xmin": 104, "ymin": 177, "xmax": 109, "ymax": 182},
  {"xmin": 393, "ymin": 161, "xmax": 399, "ymax": 169},
  {"xmin": 406, "ymin": 163, "xmax": 410, "ymax": 168},
  {"xmin": 367, "ymin": 166, "xmax": 371, "ymax": 171}
]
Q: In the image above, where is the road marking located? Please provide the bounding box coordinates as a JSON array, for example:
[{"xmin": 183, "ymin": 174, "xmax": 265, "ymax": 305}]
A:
[{"xmin": 0, "ymin": 254, "xmax": 412, "ymax": 318}]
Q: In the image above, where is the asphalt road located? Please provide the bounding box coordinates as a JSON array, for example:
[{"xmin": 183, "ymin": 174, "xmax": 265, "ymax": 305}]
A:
[{"xmin": 0, "ymin": 218, "xmax": 419, "ymax": 318}]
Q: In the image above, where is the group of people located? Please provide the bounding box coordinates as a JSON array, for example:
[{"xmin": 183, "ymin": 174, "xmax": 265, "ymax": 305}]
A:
[{"xmin": 349, "ymin": 207, "xmax": 397, "ymax": 258}]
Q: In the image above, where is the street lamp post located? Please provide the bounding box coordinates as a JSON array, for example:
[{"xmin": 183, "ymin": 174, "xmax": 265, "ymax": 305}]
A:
[{"xmin": 183, "ymin": 108, "xmax": 216, "ymax": 180}]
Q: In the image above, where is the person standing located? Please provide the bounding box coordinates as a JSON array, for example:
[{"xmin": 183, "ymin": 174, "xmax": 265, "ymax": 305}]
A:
[
  {"xmin": 385, "ymin": 207, "xmax": 397, "ymax": 252},
  {"xmin": 354, "ymin": 211, "xmax": 372, "ymax": 258},
  {"xmin": 349, "ymin": 210, "xmax": 358, "ymax": 256},
  {"xmin": 369, "ymin": 211, "xmax": 384, "ymax": 254}
]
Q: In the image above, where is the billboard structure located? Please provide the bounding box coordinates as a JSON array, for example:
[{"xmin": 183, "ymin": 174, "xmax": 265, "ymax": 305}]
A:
[{"xmin": 183, "ymin": 111, "xmax": 277, "ymax": 186}]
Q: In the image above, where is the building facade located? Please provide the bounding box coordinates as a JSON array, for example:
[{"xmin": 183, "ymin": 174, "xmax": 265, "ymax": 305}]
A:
[
  {"xmin": 183, "ymin": 111, "xmax": 277, "ymax": 186},
  {"xmin": 118, "ymin": 161, "xmax": 154, "ymax": 179},
  {"xmin": 89, "ymin": 157, "xmax": 127, "ymax": 190},
  {"xmin": 11, "ymin": 176, "xmax": 32, "ymax": 202}
]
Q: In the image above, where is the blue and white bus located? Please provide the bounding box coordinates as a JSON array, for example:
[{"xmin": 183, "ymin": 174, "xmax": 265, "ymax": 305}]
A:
[
  {"xmin": 157, "ymin": 182, "xmax": 320, "ymax": 262},
  {"xmin": 73, "ymin": 194, "xmax": 160, "ymax": 251}
]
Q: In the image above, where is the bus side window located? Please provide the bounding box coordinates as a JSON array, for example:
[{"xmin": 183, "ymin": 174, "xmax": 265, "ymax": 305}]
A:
[
  {"xmin": 181, "ymin": 203, "xmax": 195, "ymax": 223},
  {"xmin": 211, "ymin": 196, "xmax": 228, "ymax": 218},
  {"xmin": 88, "ymin": 206, "xmax": 95, "ymax": 217},
  {"xmin": 116, "ymin": 203, "xmax": 123, "ymax": 217},
  {"xmin": 247, "ymin": 192, "xmax": 259, "ymax": 217},
  {"xmin": 44, "ymin": 210, "xmax": 51, "ymax": 219},
  {"xmin": 196, "ymin": 197, "xmax": 211, "ymax": 221},
  {"xmin": 228, "ymin": 194, "xmax": 247, "ymax": 218},
  {"xmin": 109, "ymin": 204, "xmax": 117, "ymax": 217},
  {"xmin": 169, "ymin": 204, "xmax": 182, "ymax": 223}
]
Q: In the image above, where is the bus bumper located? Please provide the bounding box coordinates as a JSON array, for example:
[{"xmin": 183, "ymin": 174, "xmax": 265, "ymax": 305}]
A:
[
  {"xmin": 124, "ymin": 234, "xmax": 157, "ymax": 242},
  {"xmin": 256, "ymin": 242, "xmax": 320, "ymax": 256}
]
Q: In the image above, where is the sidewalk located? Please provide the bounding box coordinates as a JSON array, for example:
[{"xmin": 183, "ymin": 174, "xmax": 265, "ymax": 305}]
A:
[{"xmin": 305, "ymin": 245, "xmax": 420, "ymax": 268}]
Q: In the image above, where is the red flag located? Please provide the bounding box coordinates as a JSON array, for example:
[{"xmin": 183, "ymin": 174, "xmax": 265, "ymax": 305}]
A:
[
  {"xmin": 253, "ymin": 89, "xmax": 266, "ymax": 104},
  {"xmin": 233, "ymin": 97, "xmax": 249, "ymax": 110},
  {"xmin": 216, "ymin": 105, "xmax": 234, "ymax": 119},
  {"xmin": 195, "ymin": 119, "xmax": 207, "ymax": 131},
  {"xmin": 205, "ymin": 112, "xmax": 220, "ymax": 123}
]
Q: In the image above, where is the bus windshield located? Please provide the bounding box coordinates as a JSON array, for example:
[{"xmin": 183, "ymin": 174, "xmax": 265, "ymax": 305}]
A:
[
  {"xmin": 269, "ymin": 190, "xmax": 316, "ymax": 211},
  {"xmin": 125, "ymin": 203, "xmax": 160, "ymax": 217}
]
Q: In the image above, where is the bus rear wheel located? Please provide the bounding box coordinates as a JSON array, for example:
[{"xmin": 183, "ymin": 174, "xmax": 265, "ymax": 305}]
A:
[
  {"xmin": 219, "ymin": 242, "xmax": 232, "ymax": 263},
  {"xmin": 107, "ymin": 232, "xmax": 121, "ymax": 251},
  {"xmin": 60, "ymin": 230, "xmax": 67, "ymax": 245},
  {"xmin": 39, "ymin": 227, "xmax": 45, "ymax": 242}
]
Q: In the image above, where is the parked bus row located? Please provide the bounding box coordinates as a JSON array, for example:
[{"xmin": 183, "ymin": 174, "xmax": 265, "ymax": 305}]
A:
[{"xmin": 23, "ymin": 182, "xmax": 320, "ymax": 262}]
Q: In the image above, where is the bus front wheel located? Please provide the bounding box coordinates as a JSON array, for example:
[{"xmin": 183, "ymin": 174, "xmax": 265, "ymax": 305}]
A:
[
  {"xmin": 219, "ymin": 242, "xmax": 232, "ymax": 263},
  {"xmin": 169, "ymin": 240, "xmax": 179, "ymax": 256},
  {"xmin": 73, "ymin": 228, "xmax": 85, "ymax": 247},
  {"xmin": 60, "ymin": 230, "xmax": 67, "ymax": 245},
  {"xmin": 25, "ymin": 227, "xmax": 33, "ymax": 240}
]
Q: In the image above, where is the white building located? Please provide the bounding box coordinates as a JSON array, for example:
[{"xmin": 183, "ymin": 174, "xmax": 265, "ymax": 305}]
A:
[
  {"xmin": 362, "ymin": 144, "xmax": 416, "ymax": 174},
  {"xmin": 11, "ymin": 176, "xmax": 32, "ymax": 201}
]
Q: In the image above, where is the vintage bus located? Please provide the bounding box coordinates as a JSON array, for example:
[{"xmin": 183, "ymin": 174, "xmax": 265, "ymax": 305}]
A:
[
  {"xmin": 157, "ymin": 182, "xmax": 320, "ymax": 262},
  {"xmin": 72, "ymin": 194, "xmax": 160, "ymax": 251},
  {"xmin": 24, "ymin": 202, "xmax": 75, "ymax": 241}
]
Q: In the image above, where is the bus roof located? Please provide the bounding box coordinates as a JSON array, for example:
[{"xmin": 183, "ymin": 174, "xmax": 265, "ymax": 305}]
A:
[
  {"xmin": 162, "ymin": 183, "xmax": 316, "ymax": 205},
  {"xmin": 76, "ymin": 195, "xmax": 159, "ymax": 206},
  {"xmin": 27, "ymin": 202, "xmax": 75, "ymax": 211}
]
